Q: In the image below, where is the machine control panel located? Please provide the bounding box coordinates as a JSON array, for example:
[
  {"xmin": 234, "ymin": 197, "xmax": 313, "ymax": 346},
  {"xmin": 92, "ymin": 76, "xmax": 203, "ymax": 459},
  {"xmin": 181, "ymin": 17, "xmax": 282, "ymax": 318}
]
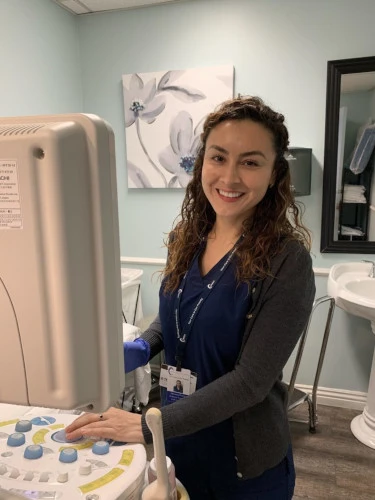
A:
[{"xmin": 0, "ymin": 409, "xmax": 146, "ymax": 500}]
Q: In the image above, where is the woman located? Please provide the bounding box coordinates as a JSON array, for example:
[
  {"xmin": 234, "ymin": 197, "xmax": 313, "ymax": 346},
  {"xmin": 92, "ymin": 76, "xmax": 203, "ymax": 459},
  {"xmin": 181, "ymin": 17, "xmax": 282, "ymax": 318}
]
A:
[
  {"xmin": 66, "ymin": 96, "xmax": 315, "ymax": 499},
  {"xmin": 173, "ymin": 380, "xmax": 183, "ymax": 393}
]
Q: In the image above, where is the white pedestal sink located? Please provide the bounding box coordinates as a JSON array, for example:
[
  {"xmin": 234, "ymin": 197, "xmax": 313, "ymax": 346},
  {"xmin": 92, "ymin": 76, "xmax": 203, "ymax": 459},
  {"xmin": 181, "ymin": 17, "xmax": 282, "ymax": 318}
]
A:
[{"xmin": 328, "ymin": 261, "xmax": 375, "ymax": 449}]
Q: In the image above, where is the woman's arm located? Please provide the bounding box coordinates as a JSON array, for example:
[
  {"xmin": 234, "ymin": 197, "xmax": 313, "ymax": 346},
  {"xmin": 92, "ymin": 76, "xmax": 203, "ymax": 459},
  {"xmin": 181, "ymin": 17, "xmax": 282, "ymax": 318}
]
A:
[
  {"xmin": 140, "ymin": 314, "xmax": 164, "ymax": 359},
  {"xmin": 142, "ymin": 243, "xmax": 315, "ymax": 443}
]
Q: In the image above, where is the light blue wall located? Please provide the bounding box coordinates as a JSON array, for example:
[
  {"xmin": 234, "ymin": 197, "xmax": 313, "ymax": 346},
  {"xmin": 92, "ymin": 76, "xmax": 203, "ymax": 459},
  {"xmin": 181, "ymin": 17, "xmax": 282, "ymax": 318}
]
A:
[
  {"xmin": 77, "ymin": 0, "xmax": 375, "ymax": 265},
  {"xmin": 77, "ymin": 0, "xmax": 375, "ymax": 394},
  {"xmin": 0, "ymin": 0, "xmax": 82, "ymax": 116}
]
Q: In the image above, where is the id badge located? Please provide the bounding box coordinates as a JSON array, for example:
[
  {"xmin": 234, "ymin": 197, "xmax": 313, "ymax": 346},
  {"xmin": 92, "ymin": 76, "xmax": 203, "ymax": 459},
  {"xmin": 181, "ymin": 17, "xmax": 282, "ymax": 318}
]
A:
[{"xmin": 160, "ymin": 364, "xmax": 197, "ymax": 404}]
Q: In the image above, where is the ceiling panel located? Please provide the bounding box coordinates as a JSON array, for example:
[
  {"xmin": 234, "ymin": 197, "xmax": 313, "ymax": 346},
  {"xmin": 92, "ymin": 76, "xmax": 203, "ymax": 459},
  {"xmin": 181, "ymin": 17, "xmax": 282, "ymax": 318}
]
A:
[
  {"xmin": 54, "ymin": 0, "xmax": 184, "ymax": 14},
  {"xmin": 341, "ymin": 72, "xmax": 375, "ymax": 93},
  {"xmin": 57, "ymin": 0, "xmax": 90, "ymax": 14}
]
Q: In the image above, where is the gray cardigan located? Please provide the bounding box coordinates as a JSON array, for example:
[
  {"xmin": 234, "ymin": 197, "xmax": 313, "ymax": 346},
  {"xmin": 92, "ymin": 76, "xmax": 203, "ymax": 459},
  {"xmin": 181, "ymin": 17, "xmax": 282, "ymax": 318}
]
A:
[{"xmin": 140, "ymin": 240, "xmax": 315, "ymax": 479}]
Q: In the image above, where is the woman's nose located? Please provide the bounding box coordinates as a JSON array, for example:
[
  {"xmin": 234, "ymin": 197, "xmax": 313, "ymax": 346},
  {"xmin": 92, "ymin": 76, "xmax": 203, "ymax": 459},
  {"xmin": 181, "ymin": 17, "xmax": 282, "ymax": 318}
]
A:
[{"xmin": 221, "ymin": 163, "xmax": 240, "ymax": 185}]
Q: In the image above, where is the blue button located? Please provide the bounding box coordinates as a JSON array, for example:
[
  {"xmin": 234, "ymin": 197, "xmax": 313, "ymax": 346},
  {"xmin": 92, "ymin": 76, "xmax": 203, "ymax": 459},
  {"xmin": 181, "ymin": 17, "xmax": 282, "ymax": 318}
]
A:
[
  {"xmin": 15, "ymin": 420, "xmax": 32, "ymax": 433},
  {"xmin": 7, "ymin": 433, "xmax": 25, "ymax": 447},
  {"xmin": 30, "ymin": 416, "xmax": 56, "ymax": 426},
  {"xmin": 51, "ymin": 430, "xmax": 83, "ymax": 444},
  {"xmin": 92, "ymin": 441, "xmax": 110, "ymax": 455},
  {"xmin": 24, "ymin": 445, "xmax": 43, "ymax": 460},
  {"xmin": 59, "ymin": 448, "xmax": 78, "ymax": 463}
]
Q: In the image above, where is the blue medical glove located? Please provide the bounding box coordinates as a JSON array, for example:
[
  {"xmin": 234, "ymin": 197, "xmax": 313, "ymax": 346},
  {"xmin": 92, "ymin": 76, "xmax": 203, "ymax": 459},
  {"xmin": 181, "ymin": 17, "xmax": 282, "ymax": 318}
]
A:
[{"xmin": 123, "ymin": 338, "xmax": 150, "ymax": 374}]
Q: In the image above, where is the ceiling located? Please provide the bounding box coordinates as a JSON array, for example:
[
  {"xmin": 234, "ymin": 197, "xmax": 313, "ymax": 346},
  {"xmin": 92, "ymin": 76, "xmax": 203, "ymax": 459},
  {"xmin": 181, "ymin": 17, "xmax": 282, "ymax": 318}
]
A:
[
  {"xmin": 53, "ymin": 0, "xmax": 185, "ymax": 15},
  {"xmin": 341, "ymin": 71, "xmax": 375, "ymax": 93}
]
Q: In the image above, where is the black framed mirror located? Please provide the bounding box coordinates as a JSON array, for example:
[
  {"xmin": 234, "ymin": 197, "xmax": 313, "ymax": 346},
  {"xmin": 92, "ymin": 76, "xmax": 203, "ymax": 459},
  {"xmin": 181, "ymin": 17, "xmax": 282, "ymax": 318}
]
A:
[{"xmin": 321, "ymin": 56, "xmax": 375, "ymax": 253}]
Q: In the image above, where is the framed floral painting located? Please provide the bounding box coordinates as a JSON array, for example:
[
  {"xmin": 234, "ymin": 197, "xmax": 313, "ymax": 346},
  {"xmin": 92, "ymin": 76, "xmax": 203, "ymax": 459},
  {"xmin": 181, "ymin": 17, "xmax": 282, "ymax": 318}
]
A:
[{"xmin": 122, "ymin": 65, "xmax": 234, "ymax": 188}]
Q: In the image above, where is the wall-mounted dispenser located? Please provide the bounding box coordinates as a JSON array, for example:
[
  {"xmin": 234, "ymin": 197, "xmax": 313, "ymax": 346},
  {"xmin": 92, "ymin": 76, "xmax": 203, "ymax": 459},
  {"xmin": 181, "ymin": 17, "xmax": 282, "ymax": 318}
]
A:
[{"xmin": 285, "ymin": 147, "xmax": 312, "ymax": 196}]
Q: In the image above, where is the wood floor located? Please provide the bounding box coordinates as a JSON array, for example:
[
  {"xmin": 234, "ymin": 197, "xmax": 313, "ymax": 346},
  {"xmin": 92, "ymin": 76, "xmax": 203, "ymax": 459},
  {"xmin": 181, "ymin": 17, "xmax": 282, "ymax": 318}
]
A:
[
  {"xmin": 290, "ymin": 403, "xmax": 375, "ymax": 499},
  {"xmin": 144, "ymin": 398, "xmax": 375, "ymax": 499}
]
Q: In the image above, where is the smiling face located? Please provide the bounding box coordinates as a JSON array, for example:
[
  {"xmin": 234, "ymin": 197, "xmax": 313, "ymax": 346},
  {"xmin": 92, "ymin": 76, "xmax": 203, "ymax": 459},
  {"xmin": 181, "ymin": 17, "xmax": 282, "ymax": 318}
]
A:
[{"xmin": 201, "ymin": 119, "xmax": 277, "ymax": 228}]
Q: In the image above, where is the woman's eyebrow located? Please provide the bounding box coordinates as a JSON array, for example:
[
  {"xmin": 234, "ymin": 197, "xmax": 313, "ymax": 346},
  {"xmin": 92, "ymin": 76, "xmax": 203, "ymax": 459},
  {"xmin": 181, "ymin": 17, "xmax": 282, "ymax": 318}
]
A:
[{"xmin": 207, "ymin": 144, "xmax": 266, "ymax": 159}]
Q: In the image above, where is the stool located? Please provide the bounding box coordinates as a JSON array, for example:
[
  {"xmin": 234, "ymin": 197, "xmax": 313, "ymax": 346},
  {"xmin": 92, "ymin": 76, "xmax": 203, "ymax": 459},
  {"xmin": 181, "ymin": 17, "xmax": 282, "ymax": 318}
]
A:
[{"xmin": 287, "ymin": 295, "xmax": 335, "ymax": 432}]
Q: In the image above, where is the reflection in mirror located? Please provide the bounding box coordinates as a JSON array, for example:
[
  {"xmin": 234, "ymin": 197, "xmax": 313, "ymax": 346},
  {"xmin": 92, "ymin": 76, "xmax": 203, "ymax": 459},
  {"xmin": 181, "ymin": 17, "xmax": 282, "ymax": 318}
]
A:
[
  {"xmin": 335, "ymin": 71, "xmax": 375, "ymax": 242},
  {"xmin": 321, "ymin": 56, "xmax": 375, "ymax": 253}
]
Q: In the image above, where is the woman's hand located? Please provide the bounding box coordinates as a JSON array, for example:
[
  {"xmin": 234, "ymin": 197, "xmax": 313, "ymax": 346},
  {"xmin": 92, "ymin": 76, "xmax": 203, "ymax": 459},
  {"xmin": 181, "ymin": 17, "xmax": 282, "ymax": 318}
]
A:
[{"xmin": 65, "ymin": 407, "xmax": 145, "ymax": 444}]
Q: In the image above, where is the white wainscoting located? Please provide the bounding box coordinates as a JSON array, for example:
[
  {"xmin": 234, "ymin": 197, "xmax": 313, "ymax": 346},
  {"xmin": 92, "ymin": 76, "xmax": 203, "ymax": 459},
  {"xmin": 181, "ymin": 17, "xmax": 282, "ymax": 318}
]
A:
[
  {"xmin": 121, "ymin": 257, "xmax": 330, "ymax": 278},
  {"xmin": 294, "ymin": 384, "xmax": 367, "ymax": 411},
  {"xmin": 121, "ymin": 257, "xmax": 166, "ymax": 265}
]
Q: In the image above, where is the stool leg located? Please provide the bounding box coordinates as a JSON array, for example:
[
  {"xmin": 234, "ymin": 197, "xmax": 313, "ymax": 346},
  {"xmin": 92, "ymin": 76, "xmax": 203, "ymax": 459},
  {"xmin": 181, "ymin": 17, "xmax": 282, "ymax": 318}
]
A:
[
  {"xmin": 310, "ymin": 297, "xmax": 335, "ymax": 432},
  {"xmin": 132, "ymin": 397, "xmax": 143, "ymax": 414},
  {"xmin": 307, "ymin": 395, "xmax": 316, "ymax": 433}
]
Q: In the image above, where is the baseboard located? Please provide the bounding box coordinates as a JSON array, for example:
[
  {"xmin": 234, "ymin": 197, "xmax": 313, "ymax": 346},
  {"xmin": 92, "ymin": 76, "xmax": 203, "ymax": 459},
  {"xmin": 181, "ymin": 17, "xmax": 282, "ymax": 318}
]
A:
[{"xmin": 295, "ymin": 383, "xmax": 367, "ymax": 411}]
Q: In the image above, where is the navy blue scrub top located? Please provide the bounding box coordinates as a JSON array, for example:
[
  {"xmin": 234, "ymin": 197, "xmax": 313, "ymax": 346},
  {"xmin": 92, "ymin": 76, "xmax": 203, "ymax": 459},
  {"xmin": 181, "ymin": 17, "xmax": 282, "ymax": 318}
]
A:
[{"xmin": 159, "ymin": 246, "xmax": 251, "ymax": 389}]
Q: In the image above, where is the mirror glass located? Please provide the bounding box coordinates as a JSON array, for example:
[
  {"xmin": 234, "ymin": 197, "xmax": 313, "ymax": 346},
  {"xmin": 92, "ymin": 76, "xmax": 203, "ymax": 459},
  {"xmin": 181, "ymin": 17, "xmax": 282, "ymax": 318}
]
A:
[
  {"xmin": 335, "ymin": 72, "xmax": 375, "ymax": 242},
  {"xmin": 321, "ymin": 56, "xmax": 375, "ymax": 253}
]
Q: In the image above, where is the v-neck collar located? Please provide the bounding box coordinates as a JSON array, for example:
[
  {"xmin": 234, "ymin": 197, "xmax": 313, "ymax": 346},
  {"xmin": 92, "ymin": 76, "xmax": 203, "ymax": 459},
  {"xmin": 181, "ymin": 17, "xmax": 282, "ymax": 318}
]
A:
[{"xmin": 196, "ymin": 243, "xmax": 233, "ymax": 281}]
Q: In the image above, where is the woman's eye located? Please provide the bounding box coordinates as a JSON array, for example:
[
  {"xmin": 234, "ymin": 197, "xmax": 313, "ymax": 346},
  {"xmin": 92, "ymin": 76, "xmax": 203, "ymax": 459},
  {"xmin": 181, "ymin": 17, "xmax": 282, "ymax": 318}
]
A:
[
  {"xmin": 212, "ymin": 155, "xmax": 225, "ymax": 162},
  {"xmin": 243, "ymin": 160, "xmax": 258, "ymax": 167}
]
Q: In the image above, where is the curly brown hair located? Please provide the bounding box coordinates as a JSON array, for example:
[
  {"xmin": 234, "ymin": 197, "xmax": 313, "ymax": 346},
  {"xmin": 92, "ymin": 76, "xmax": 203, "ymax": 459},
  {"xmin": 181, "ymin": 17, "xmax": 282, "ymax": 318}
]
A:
[{"xmin": 163, "ymin": 96, "xmax": 311, "ymax": 292}]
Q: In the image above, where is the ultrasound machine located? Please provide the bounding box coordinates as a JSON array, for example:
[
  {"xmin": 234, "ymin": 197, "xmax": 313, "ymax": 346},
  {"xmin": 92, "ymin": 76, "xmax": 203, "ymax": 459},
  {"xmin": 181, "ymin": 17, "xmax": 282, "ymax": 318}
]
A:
[{"xmin": 0, "ymin": 114, "xmax": 164, "ymax": 500}]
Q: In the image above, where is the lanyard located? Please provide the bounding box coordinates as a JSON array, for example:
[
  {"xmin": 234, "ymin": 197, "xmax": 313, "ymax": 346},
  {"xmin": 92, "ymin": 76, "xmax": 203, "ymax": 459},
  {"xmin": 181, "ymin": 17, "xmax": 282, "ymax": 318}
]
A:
[{"xmin": 174, "ymin": 234, "xmax": 244, "ymax": 370}]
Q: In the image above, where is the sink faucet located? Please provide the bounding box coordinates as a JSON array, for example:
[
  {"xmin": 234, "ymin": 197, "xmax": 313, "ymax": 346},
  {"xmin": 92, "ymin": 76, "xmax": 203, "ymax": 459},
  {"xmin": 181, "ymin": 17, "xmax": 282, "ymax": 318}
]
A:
[{"xmin": 362, "ymin": 260, "xmax": 375, "ymax": 278}]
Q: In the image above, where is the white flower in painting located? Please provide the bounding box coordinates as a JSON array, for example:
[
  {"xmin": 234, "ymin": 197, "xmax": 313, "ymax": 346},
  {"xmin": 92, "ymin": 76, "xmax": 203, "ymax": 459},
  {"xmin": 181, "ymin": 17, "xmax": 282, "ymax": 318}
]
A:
[
  {"xmin": 159, "ymin": 111, "xmax": 202, "ymax": 188},
  {"xmin": 123, "ymin": 74, "xmax": 166, "ymax": 127}
]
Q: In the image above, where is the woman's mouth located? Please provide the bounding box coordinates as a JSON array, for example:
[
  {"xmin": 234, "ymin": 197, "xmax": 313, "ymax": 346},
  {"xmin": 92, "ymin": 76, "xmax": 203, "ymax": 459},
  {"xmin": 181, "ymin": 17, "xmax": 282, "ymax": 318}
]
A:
[{"xmin": 217, "ymin": 189, "xmax": 244, "ymax": 201}]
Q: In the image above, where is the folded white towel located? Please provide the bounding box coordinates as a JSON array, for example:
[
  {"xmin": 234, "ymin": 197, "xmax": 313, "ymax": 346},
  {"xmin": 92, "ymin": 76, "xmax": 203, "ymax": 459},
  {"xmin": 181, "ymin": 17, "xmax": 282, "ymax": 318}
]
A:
[
  {"xmin": 340, "ymin": 225, "xmax": 365, "ymax": 236},
  {"xmin": 343, "ymin": 184, "xmax": 366, "ymax": 203}
]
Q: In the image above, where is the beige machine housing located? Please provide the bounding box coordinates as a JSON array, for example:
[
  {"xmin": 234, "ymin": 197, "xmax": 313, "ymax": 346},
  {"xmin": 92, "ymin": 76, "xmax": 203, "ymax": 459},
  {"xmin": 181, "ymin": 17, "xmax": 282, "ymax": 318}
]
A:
[{"xmin": 0, "ymin": 114, "xmax": 124, "ymax": 412}]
